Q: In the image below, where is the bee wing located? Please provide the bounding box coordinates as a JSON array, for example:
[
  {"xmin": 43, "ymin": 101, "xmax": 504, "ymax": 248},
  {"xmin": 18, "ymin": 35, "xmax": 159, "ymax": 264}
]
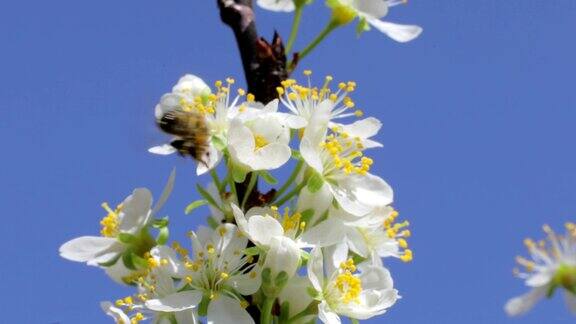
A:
[{"xmin": 148, "ymin": 144, "xmax": 177, "ymax": 155}]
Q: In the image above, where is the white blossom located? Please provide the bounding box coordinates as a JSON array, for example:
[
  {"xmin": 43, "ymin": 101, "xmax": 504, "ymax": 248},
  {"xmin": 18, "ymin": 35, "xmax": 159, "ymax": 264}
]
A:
[
  {"xmin": 505, "ymin": 223, "xmax": 576, "ymax": 316},
  {"xmin": 59, "ymin": 170, "xmax": 175, "ymax": 268}
]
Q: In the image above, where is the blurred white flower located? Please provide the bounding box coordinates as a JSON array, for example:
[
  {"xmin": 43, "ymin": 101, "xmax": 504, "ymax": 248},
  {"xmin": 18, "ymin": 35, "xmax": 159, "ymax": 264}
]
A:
[
  {"xmin": 145, "ymin": 224, "xmax": 260, "ymax": 324},
  {"xmin": 257, "ymin": 0, "xmax": 295, "ymax": 12},
  {"xmin": 308, "ymin": 247, "xmax": 399, "ymax": 323},
  {"xmin": 505, "ymin": 223, "xmax": 576, "ymax": 316},
  {"xmin": 59, "ymin": 170, "xmax": 175, "ymax": 268},
  {"xmin": 328, "ymin": 0, "xmax": 422, "ymax": 42}
]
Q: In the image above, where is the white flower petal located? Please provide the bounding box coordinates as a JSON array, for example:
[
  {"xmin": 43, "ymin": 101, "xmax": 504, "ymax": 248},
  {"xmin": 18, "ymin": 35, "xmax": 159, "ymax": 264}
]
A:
[
  {"xmin": 207, "ymin": 295, "xmax": 255, "ymax": 324},
  {"xmin": 308, "ymin": 248, "xmax": 325, "ymax": 292},
  {"xmin": 331, "ymin": 173, "xmax": 393, "ymax": 216},
  {"xmin": 297, "ymin": 183, "xmax": 333, "ymax": 223},
  {"xmin": 248, "ymin": 143, "xmax": 291, "ymax": 170},
  {"xmin": 118, "ymin": 188, "xmax": 153, "ymax": 234},
  {"xmin": 174, "ymin": 310, "xmax": 199, "ymax": 324},
  {"xmin": 155, "ymin": 93, "xmax": 183, "ymax": 120},
  {"xmin": 149, "ymin": 144, "xmax": 177, "ymax": 155},
  {"xmin": 145, "ymin": 290, "xmax": 203, "ymax": 312},
  {"xmin": 264, "ymin": 236, "xmax": 301, "ymax": 279},
  {"xmin": 525, "ymin": 271, "xmax": 553, "ymax": 287},
  {"xmin": 300, "ymin": 217, "xmax": 346, "ymax": 248},
  {"xmin": 318, "ymin": 301, "xmax": 341, "ymax": 324},
  {"xmin": 278, "ymin": 276, "xmax": 314, "ymax": 317},
  {"xmin": 173, "ymin": 74, "xmax": 210, "ymax": 96},
  {"xmin": 59, "ymin": 236, "xmax": 122, "ymax": 263},
  {"xmin": 247, "ymin": 215, "xmax": 285, "ymax": 247},
  {"xmin": 229, "ymin": 266, "xmax": 262, "ymax": 295},
  {"xmin": 354, "ymin": 1, "xmax": 388, "ymax": 18},
  {"xmin": 505, "ymin": 287, "xmax": 546, "ymax": 316},
  {"xmin": 257, "ymin": 0, "xmax": 295, "ymax": 12},
  {"xmin": 300, "ymin": 137, "xmax": 324, "ymax": 174},
  {"xmin": 366, "ymin": 18, "xmax": 423, "ymax": 43}
]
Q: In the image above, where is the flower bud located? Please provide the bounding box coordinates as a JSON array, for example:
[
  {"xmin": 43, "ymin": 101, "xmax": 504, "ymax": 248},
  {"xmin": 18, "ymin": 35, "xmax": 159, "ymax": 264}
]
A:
[{"xmin": 263, "ymin": 236, "xmax": 301, "ymax": 284}]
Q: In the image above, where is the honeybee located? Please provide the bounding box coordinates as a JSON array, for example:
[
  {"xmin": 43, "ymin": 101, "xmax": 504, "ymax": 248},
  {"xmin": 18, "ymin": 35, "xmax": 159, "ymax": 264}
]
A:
[{"xmin": 157, "ymin": 110, "xmax": 211, "ymax": 166}]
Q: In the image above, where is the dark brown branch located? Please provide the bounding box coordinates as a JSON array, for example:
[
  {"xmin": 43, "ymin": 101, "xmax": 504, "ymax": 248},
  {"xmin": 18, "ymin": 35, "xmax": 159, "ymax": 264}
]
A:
[{"xmin": 217, "ymin": 0, "xmax": 288, "ymax": 103}]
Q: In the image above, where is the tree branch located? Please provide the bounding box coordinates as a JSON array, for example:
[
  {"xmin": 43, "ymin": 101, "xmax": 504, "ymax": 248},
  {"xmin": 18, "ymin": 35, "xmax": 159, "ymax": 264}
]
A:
[{"xmin": 217, "ymin": 0, "xmax": 288, "ymax": 104}]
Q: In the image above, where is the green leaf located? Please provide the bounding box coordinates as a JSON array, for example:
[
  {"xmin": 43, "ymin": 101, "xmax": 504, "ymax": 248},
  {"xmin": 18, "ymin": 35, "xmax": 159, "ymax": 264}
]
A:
[
  {"xmin": 156, "ymin": 226, "xmax": 169, "ymax": 245},
  {"xmin": 546, "ymin": 283, "xmax": 558, "ymax": 298},
  {"xmin": 306, "ymin": 171, "xmax": 324, "ymax": 193},
  {"xmin": 131, "ymin": 254, "xmax": 149, "ymax": 269},
  {"xmin": 196, "ymin": 184, "xmax": 221, "ymax": 211},
  {"xmin": 185, "ymin": 200, "xmax": 208, "ymax": 214},
  {"xmin": 207, "ymin": 216, "xmax": 220, "ymax": 229},
  {"xmin": 117, "ymin": 233, "xmax": 137, "ymax": 244},
  {"xmin": 260, "ymin": 171, "xmax": 278, "ymax": 185}
]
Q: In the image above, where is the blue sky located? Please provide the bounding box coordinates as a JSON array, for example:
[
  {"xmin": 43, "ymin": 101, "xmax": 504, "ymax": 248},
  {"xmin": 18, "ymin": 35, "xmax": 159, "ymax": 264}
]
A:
[{"xmin": 1, "ymin": 0, "xmax": 576, "ymax": 323}]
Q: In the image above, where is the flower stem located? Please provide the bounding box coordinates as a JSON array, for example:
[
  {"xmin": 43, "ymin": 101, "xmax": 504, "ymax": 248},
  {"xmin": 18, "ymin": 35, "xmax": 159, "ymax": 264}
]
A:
[
  {"xmin": 274, "ymin": 160, "xmax": 303, "ymax": 201},
  {"xmin": 210, "ymin": 169, "xmax": 222, "ymax": 192},
  {"xmin": 285, "ymin": 6, "xmax": 304, "ymax": 55},
  {"xmin": 298, "ymin": 20, "xmax": 339, "ymax": 62},
  {"xmin": 226, "ymin": 161, "xmax": 239, "ymax": 205},
  {"xmin": 274, "ymin": 180, "xmax": 306, "ymax": 206},
  {"xmin": 241, "ymin": 172, "xmax": 258, "ymax": 210},
  {"xmin": 260, "ymin": 297, "xmax": 276, "ymax": 324}
]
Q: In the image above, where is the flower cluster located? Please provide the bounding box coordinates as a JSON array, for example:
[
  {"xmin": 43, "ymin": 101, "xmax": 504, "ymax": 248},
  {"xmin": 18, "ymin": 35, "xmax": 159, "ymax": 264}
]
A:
[
  {"xmin": 60, "ymin": 71, "xmax": 413, "ymax": 323},
  {"xmin": 505, "ymin": 223, "xmax": 576, "ymax": 316}
]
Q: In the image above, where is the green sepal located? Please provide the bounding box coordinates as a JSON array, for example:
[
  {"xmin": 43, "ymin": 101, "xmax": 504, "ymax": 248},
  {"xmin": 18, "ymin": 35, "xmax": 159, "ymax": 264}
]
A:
[
  {"xmin": 356, "ymin": 16, "xmax": 370, "ymax": 36},
  {"xmin": 207, "ymin": 216, "xmax": 220, "ymax": 229},
  {"xmin": 196, "ymin": 184, "xmax": 221, "ymax": 210},
  {"xmin": 98, "ymin": 254, "xmax": 121, "ymax": 268},
  {"xmin": 198, "ymin": 294, "xmax": 210, "ymax": 317},
  {"xmin": 261, "ymin": 267, "xmax": 272, "ymax": 285},
  {"xmin": 152, "ymin": 218, "xmax": 169, "ymax": 228},
  {"xmin": 280, "ymin": 301, "xmax": 290, "ymax": 323},
  {"xmin": 117, "ymin": 233, "xmax": 138, "ymax": 244},
  {"xmin": 351, "ymin": 252, "xmax": 367, "ymax": 266},
  {"xmin": 233, "ymin": 166, "xmax": 248, "ymax": 183},
  {"xmin": 300, "ymin": 209, "xmax": 315, "ymax": 225},
  {"xmin": 275, "ymin": 271, "xmax": 289, "ymax": 289},
  {"xmin": 300, "ymin": 250, "xmax": 311, "ymax": 266},
  {"xmin": 122, "ymin": 250, "xmax": 137, "ymax": 270},
  {"xmin": 244, "ymin": 246, "xmax": 262, "ymax": 256},
  {"xmin": 212, "ymin": 135, "xmax": 227, "ymax": 151},
  {"xmin": 156, "ymin": 226, "xmax": 169, "ymax": 245},
  {"xmin": 260, "ymin": 171, "xmax": 278, "ymax": 185},
  {"xmin": 306, "ymin": 171, "xmax": 324, "ymax": 193},
  {"xmin": 307, "ymin": 286, "xmax": 320, "ymax": 299},
  {"xmin": 185, "ymin": 200, "xmax": 208, "ymax": 214}
]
